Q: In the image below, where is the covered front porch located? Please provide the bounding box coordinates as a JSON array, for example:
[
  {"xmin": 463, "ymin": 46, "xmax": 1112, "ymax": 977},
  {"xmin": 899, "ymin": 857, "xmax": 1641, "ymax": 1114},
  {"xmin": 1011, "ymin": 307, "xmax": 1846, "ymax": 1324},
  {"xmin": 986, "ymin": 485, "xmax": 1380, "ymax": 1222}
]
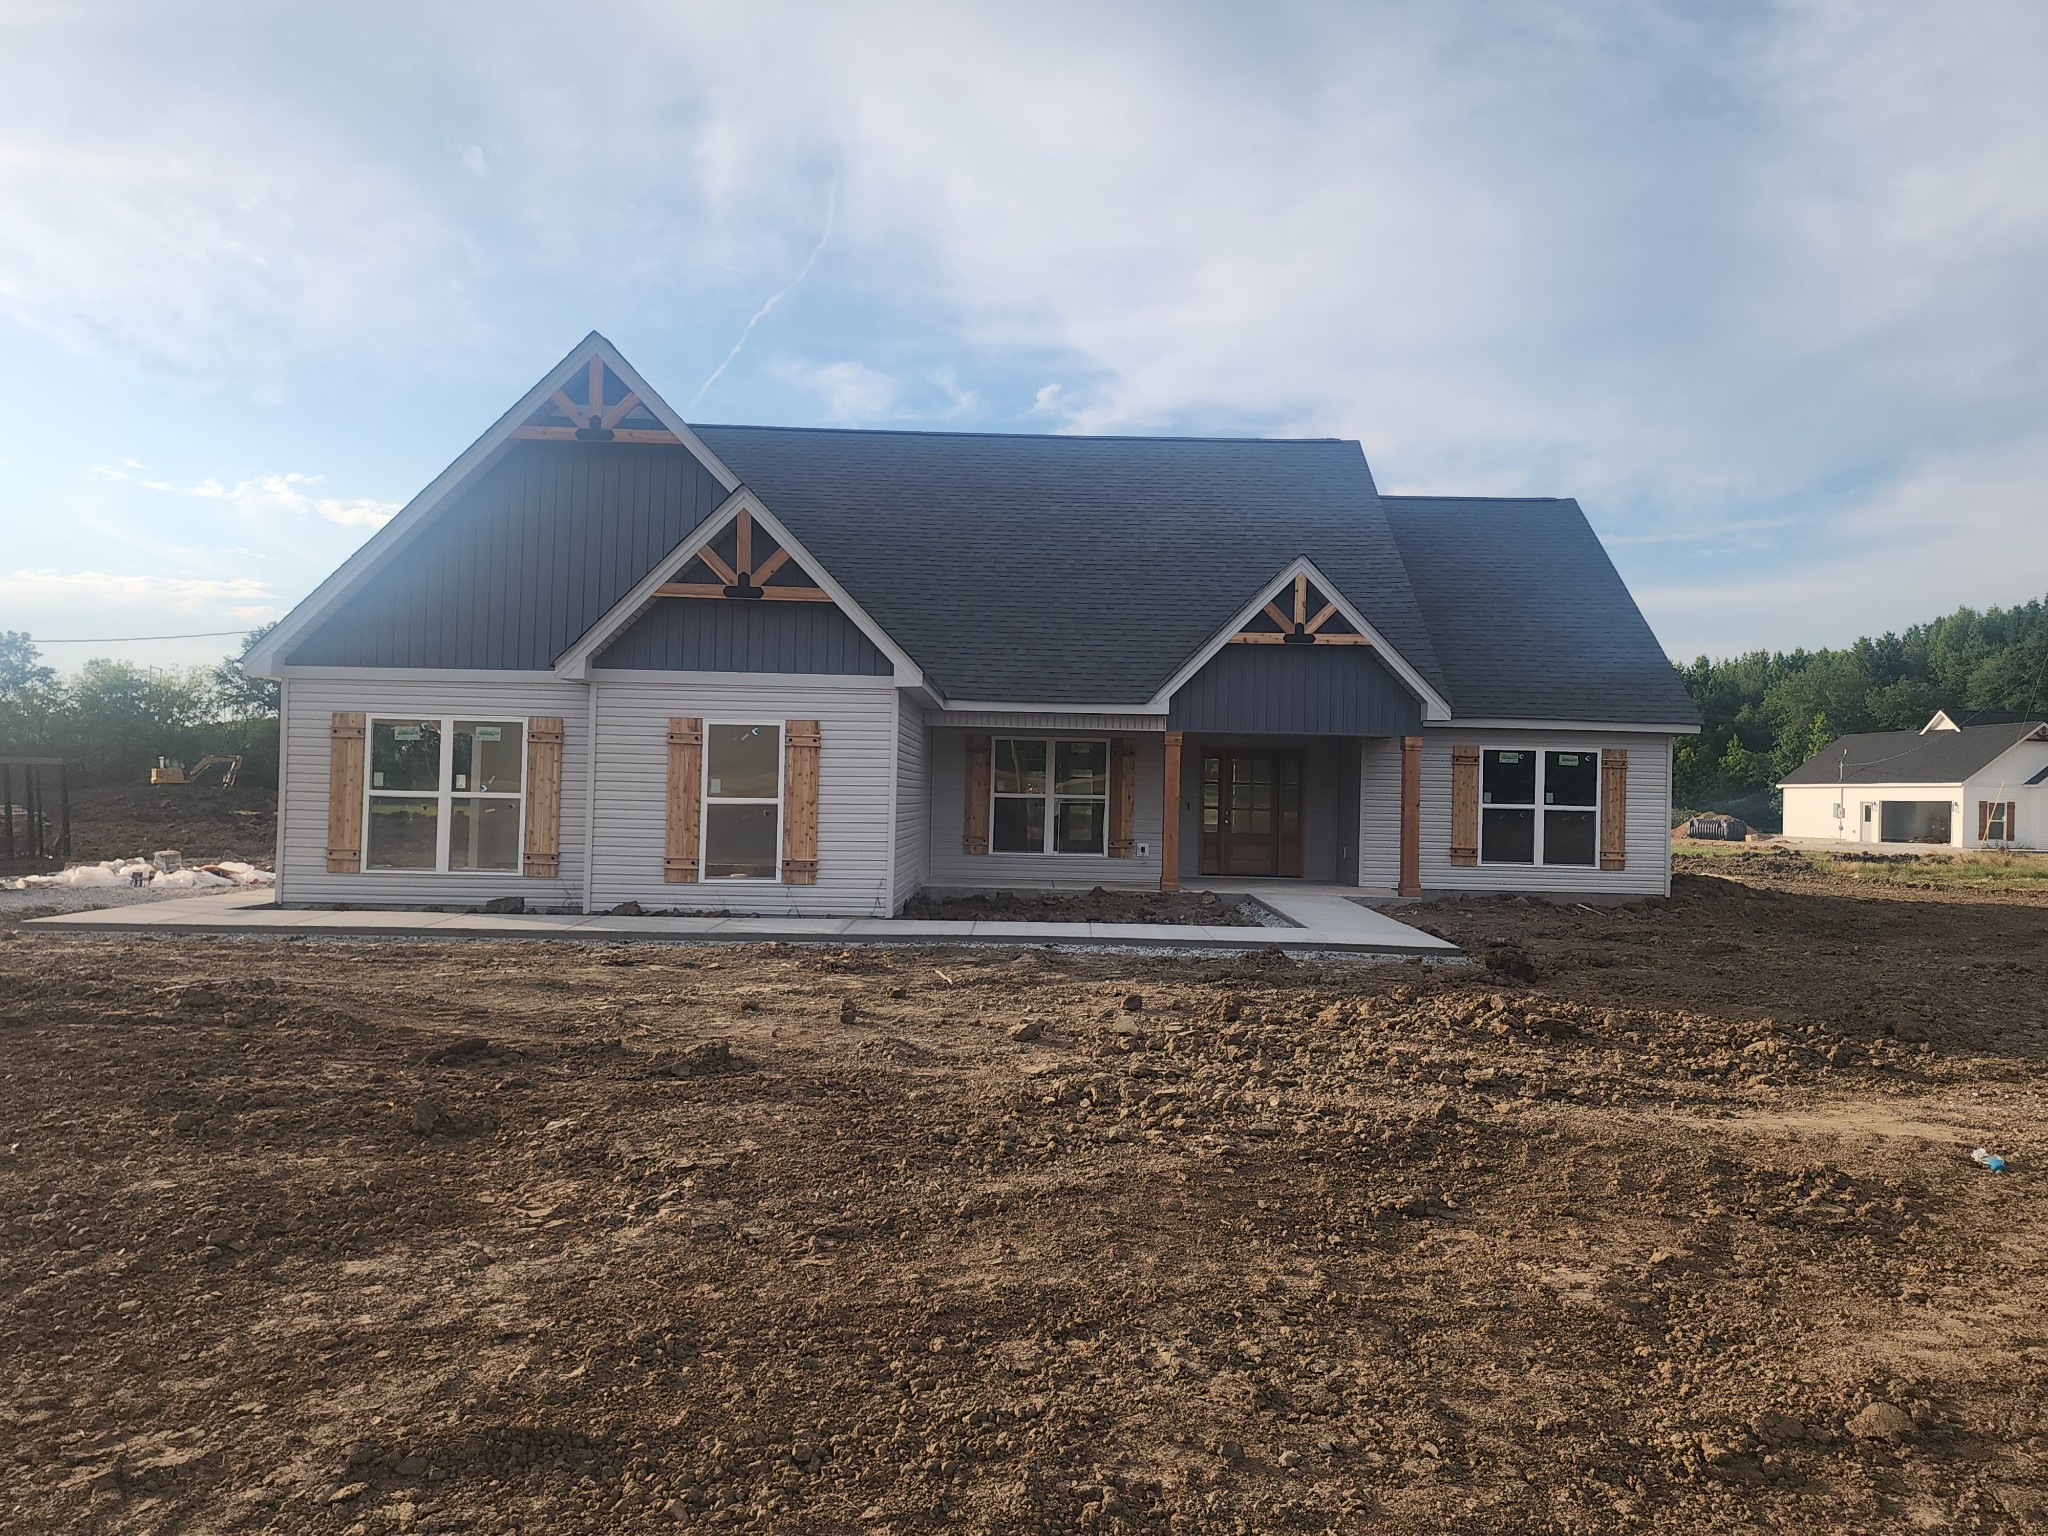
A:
[{"xmin": 1160, "ymin": 730, "xmax": 1421, "ymax": 897}]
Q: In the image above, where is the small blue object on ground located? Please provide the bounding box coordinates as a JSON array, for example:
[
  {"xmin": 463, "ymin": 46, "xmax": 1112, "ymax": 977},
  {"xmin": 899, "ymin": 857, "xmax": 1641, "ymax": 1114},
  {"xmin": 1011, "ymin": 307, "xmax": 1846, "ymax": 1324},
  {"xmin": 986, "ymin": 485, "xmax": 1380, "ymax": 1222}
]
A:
[{"xmin": 1971, "ymin": 1147, "xmax": 2006, "ymax": 1172}]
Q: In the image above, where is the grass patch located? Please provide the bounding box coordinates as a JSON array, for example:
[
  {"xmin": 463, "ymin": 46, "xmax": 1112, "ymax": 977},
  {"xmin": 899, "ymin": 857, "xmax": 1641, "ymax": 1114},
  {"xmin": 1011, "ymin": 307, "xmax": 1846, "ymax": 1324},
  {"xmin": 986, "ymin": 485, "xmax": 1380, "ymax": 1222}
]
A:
[
  {"xmin": 1823, "ymin": 849, "xmax": 2048, "ymax": 888},
  {"xmin": 1671, "ymin": 839, "xmax": 2048, "ymax": 887},
  {"xmin": 1669, "ymin": 838, "xmax": 1775, "ymax": 860}
]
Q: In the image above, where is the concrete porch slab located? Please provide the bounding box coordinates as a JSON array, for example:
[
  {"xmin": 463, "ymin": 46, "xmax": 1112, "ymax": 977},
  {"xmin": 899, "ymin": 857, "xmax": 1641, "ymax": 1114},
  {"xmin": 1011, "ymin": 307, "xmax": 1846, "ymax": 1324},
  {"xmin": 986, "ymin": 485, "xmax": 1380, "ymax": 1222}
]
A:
[{"xmin": 26, "ymin": 885, "xmax": 1461, "ymax": 959}]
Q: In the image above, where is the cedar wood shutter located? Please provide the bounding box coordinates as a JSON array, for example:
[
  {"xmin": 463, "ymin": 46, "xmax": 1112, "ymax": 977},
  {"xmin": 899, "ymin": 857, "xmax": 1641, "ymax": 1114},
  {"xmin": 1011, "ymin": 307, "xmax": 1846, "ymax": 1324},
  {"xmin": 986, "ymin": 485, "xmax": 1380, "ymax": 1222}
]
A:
[
  {"xmin": 963, "ymin": 735, "xmax": 992, "ymax": 854},
  {"xmin": 1449, "ymin": 745, "xmax": 1480, "ymax": 867},
  {"xmin": 664, "ymin": 718, "xmax": 702, "ymax": 882},
  {"xmin": 1979, "ymin": 801, "xmax": 1989, "ymax": 840},
  {"xmin": 782, "ymin": 719, "xmax": 820, "ymax": 885},
  {"xmin": 326, "ymin": 711, "xmax": 366, "ymax": 872},
  {"xmin": 523, "ymin": 716, "xmax": 564, "ymax": 878},
  {"xmin": 1108, "ymin": 737, "xmax": 1136, "ymax": 857},
  {"xmin": 1600, "ymin": 749, "xmax": 1629, "ymax": 870}
]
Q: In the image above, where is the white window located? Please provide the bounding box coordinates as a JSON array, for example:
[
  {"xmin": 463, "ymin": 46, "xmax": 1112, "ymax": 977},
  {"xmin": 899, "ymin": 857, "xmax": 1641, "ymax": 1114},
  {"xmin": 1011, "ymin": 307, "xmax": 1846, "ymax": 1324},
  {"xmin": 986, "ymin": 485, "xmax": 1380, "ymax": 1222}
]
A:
[
  {"xmin": 703, "ymin": 723, "xmax": 782, "ymax": 880},
  {"xmin": 365, "ymin": 718, "xmax": 525, "ymax": 872},
  {"xmin": 992, "ymin": 738, "xmax": 1108, "ymax": 854},
  {"xmin": 1480, "ymin": 748, "xmax": 1599, "ymax": 867}
]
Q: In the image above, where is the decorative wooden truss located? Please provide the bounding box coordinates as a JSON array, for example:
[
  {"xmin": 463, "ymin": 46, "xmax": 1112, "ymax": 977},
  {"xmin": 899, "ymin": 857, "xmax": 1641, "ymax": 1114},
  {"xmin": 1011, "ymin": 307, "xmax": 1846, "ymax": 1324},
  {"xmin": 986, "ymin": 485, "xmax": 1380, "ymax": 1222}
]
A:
[
  {"xmin": 1228, "ymin": 573, "xmax": 1370, "ymax": 645},
  {"xmin": 656, "ymin": 508, "xmax": 831, "ymax": 603},
  {"xmin": 511, "ymin": 358, "xmax": 681, "ymax": 445}
]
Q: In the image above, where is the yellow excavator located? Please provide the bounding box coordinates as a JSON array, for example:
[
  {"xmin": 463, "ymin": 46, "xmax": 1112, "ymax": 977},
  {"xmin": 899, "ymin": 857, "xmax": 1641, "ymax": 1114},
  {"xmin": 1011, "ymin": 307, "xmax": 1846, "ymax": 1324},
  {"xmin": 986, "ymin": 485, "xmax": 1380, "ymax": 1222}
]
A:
[{"xmin": 149, "ymin": 755, "xmax": 242, "ymax": 787}]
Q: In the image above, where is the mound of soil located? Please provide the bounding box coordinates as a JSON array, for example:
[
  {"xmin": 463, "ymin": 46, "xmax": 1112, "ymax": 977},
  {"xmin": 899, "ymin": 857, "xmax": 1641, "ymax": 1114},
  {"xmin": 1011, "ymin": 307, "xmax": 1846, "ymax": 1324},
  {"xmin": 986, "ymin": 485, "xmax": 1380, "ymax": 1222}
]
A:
[
  {"xmin": 901, "ymin": 887, "xmax": 1259, "ymax": 926},
  {"xmin": 61, "ymin": 782, "xmax": 277, "ymax": 864}
]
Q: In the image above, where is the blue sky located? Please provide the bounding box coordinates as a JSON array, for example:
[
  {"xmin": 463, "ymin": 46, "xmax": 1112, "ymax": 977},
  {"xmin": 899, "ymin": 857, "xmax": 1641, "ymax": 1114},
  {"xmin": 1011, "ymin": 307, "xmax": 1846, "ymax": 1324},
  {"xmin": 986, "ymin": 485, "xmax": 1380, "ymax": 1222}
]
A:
[{"xmin": 4, "ymin": 1, "xmax": 2046, "ymax": 674}]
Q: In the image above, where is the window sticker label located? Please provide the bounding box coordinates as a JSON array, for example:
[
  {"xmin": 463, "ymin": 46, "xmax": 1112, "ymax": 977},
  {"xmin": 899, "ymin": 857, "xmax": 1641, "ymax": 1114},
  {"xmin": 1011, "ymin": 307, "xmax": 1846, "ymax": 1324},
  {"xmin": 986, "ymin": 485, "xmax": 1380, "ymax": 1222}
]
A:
[
  {"xmin": 394, "ymin": 726, "xmax": 421, "ymax": 742},
  {"xmin": 475, "ymin": 727, "xmax": 502, "ymax": 742},
  {"xmin": 455, "ymin": 775, "xmax": 467, "ymax": 790},
  {"xmin": 710, "ymin": 777, "xmax": 722, "ymax": 794},
  {"xmin": 372, "ymin": 772, "xmax": 385, "ymax": 788},
  {"xmin": 1557, "ymin": 753, "xmax": 1579, "ymax": 765}
]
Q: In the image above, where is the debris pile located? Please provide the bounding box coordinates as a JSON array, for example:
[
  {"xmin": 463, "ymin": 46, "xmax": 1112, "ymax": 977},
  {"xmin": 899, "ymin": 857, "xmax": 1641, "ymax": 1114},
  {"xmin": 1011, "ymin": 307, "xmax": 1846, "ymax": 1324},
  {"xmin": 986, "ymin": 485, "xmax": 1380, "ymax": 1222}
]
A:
[{"xmin": 3, "ymin": 857, "xmax": 275, "ymax": 893}]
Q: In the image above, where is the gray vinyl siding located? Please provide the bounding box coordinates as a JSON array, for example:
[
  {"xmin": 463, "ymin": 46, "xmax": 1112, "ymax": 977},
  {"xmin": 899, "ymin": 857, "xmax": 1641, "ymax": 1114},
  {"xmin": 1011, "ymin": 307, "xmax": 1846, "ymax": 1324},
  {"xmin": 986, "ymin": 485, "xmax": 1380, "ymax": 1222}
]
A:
[
  {"xmin": 588, "ymin": 679, "xmax": 896, "ymax": 916},
  {"xmin": 278, "ymin": 676, "xmax": 592, "ymax": 908},
  {"xmin": 1389, "ymin": 728, "xmax": 1673, "ymax": 898},
  {"xmin": 595, "ymin": 598, "xmax": 889, "ymax": 675},
  {"xmin": 926, "ymin": 727, "xmax": 1165, "ymax": 890},
  {"xmin": 285, "ymin": 441, "xmax": 729, "ymax": 670},
  {"xmin": 1168, "ymin": 644, "xmax": 1422, "ymax": 735},
  {"xmin": 892, "ymin": 700, "xmax": 931, "ymax": 908},
  {"xmin": 1357, "ymin": 736, "xmax": 1404, "ymax": 891}
]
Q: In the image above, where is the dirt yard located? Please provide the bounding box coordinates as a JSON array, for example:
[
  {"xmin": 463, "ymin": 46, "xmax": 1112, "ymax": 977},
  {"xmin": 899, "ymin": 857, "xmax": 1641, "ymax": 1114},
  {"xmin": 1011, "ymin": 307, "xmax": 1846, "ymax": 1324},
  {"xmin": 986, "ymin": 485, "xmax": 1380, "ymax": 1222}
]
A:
[{"xmin": 2, "ymin": 860, "xmax": 2044, "ymax": 1533}]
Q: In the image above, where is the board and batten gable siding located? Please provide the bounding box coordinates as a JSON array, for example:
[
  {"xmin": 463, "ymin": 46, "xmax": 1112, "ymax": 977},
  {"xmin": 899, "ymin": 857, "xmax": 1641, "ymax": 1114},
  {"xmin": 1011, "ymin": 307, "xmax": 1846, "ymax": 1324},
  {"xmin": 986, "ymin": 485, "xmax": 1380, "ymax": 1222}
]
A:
[
  {"xmin": 1167, "ymin": 644, "xmax": 1423, "ymax": 736},
  {"xmin": 926, "ymin": 726, "xmax": 1165, "ymax": 890},
  {"xmin": 285, "ymin": 441, "xmax": 729, "ymax": 670},
  {"xmin": 278, "ymin": 676, "xmax": 592, "ymax": 907},
  {"xmin": 1358, "ymin": 729, "xmax": 1673, "ymax": 896},
  {"xmin": 893, "ymin": 701, "xmax": 931, "ymax": 908},
  {"xmin": 588, "ymin": 679, "xmax": 896, "ymax": 915},
  {"xmin": 594, "ymin": 598, "xmax": 890, "ymax": 675}
]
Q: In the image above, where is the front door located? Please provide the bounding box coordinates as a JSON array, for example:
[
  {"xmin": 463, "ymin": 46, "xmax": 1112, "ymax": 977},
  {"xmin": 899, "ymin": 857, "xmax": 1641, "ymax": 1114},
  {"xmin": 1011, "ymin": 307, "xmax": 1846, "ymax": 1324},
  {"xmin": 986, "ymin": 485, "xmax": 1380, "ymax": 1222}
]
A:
[{"xmin": 1199, "ymin": 749, "xmax": 1304, "ymax": 877}]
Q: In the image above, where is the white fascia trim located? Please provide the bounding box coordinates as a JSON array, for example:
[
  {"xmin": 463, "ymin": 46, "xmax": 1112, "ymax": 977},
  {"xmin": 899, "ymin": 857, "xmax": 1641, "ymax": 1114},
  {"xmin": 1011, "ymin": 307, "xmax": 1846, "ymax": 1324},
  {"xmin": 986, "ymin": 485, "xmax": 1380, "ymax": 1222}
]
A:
[
  {"xmin": 586, "ymin": 669, "xmax": 897, "ymax": 691},
  {"xmin": 1775, "ymin": 779, "xmax": 1963, "ymax": 791},
  {"xmin": 242, "ymin": 332, "xmax": 740, "ymax": 679},
  {"xmin": 274, "ymin": 666, "xmax": 571, "ymax": 684},
  {"xmin": 1439, "ymin": 718, "xmax": 1701, "ymax": 735},
  {"xmin": 1144, "ymin": 555, "xmax": 1453, "ymax": 722},
  {"xmin": 552, "ymin": 486, "xmax": 924, "ymax": 687},
  {"xmin": 939, "ymin": 699, "xmax": 1167, "ymax": 717}
]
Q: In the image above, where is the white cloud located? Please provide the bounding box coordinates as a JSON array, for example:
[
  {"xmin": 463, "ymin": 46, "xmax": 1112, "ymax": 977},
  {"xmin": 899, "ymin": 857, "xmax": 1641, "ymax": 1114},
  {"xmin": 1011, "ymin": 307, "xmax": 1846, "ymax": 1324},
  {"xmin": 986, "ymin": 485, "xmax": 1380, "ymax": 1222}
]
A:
[
  {"xmin": 1642, "ymin": 429, "xmax": 2048, "ymax": 657},
  {"xmin": 90, "ymin": 466, "xmax": 398, "ymax": 529},
  {"xmin": 768, "ymin": 358, "xmax": 986, "ymax": 425},
  {"xmin": 769, "ymin": 360, "xmax": 901, "ymax": 423},
  {"xmin": 0, "ymin": 568, "xmax": 279, "ymax": 621}
]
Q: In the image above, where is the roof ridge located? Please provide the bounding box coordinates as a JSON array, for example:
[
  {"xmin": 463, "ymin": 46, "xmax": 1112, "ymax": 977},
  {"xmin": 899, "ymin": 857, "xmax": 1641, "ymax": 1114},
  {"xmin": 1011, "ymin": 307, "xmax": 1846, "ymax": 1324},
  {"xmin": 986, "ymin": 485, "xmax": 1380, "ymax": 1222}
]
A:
[
  {"xmin": 1380, "ymin": 494, "xmax": 1577, "ymax": 505},
  {"xmin": 694, "ymin": 422, "xmax": 1357, "ymax": 447}
]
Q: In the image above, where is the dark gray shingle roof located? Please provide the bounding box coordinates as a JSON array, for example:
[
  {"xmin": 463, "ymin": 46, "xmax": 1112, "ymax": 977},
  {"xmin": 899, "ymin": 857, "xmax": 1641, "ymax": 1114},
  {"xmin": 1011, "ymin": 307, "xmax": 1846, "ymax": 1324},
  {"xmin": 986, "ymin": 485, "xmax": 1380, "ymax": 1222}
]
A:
[
  {"xmin": 695, "ymin": 425, "xmax": 1689, "ymax": 721},
  {"xmin": 694, "ymin": 425, "xmax": 1438, "ymax": 705},
  {"xmin": 1779, "ymin": 721, "xmax": 2048, "ymax": 786},
  {"xmin": 1379, "ymin": 496, "xmax": 1699, "ymax": 724}
]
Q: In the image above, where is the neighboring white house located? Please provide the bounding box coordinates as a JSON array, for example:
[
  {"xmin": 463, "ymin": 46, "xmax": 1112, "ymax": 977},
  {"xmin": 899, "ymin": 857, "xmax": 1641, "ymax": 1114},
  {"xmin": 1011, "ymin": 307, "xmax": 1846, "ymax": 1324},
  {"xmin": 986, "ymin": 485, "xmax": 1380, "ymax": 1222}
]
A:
[{"xmin": 1780, "ymin": 713, "xmax": 2048, "ymax": 848}]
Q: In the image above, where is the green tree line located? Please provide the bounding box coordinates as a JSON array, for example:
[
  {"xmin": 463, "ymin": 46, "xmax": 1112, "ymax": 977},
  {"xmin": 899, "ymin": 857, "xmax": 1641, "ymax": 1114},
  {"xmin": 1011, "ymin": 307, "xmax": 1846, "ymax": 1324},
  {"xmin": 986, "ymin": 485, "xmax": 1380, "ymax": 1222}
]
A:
[
  {"xmin": 1674, "ymin": 598, "xmax": 2048, "ymax": 828},
  {"xmin": 0, "ymin": 627, "xmax": 280, "ymax": 787}
]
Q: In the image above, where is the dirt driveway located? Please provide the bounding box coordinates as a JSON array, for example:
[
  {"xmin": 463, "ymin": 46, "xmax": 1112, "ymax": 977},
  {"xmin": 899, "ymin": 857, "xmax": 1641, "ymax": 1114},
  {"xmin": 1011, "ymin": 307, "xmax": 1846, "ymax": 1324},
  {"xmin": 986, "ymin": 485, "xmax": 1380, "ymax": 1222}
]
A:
[{"xmin": 2, "ymin": 861, "xmax": 2043, "ymax": 1533}]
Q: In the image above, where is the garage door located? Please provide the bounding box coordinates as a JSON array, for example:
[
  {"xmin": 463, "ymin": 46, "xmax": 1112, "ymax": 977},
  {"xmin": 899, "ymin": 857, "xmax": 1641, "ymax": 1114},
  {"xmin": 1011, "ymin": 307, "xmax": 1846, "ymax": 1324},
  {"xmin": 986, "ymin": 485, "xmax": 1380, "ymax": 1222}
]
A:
[{"xmin": 1879, "ymin": 801, "xmax": 1951, "ymax": 843}]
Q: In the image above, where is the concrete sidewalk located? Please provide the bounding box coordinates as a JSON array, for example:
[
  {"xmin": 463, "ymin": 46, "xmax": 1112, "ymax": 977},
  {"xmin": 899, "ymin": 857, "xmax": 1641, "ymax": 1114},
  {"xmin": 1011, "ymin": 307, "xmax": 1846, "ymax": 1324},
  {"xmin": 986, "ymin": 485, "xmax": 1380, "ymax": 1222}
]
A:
[{"xmin": 26, "ymin": 885, "xmax": 1461, "ymax": 959}]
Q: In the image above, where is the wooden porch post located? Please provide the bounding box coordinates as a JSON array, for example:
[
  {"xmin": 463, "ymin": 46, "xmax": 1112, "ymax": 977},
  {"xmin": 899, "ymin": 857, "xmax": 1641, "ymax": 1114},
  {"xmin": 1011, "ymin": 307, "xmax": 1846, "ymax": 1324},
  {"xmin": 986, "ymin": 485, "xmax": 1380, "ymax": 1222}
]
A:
[
  {"xmin": 1398, "ymin": 734, "xmax": 1422, "ymax": 897},
  {"xmin": 1160, "ymin": 731, "xmax": 1183, "ymax": 892}
]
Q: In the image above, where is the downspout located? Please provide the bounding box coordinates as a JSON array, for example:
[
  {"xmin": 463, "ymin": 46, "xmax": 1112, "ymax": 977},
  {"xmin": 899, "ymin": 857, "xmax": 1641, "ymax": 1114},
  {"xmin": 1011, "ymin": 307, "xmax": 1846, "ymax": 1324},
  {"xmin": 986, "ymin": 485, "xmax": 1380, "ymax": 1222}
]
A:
[
  {"xmin": 273, "ymin": 676, "xmax": 289, "ymax": 905},
  {"xmin": 581, "ymin": 679, "xmax": 599, "ymax": 914}
]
